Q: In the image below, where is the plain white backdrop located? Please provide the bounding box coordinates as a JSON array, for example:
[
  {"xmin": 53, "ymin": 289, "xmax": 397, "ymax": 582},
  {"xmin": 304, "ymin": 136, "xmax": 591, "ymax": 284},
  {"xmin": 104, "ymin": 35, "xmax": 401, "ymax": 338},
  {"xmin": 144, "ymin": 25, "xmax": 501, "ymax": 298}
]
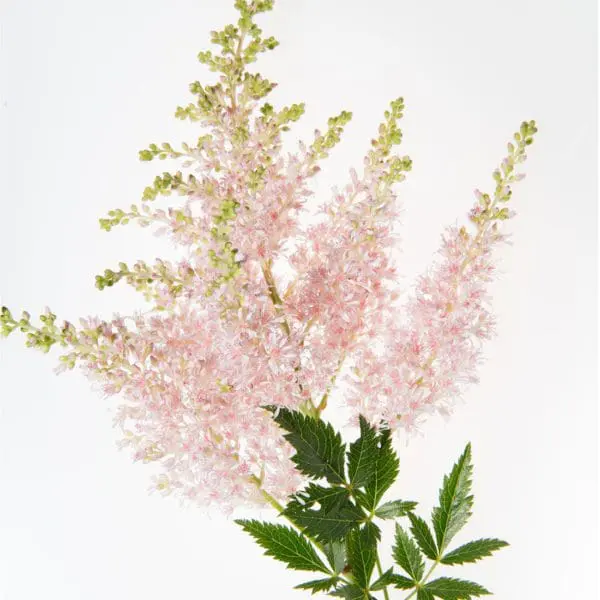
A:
[{"xmin": 0, "ymin": 0, "xmax": 597, "ymax": 598}]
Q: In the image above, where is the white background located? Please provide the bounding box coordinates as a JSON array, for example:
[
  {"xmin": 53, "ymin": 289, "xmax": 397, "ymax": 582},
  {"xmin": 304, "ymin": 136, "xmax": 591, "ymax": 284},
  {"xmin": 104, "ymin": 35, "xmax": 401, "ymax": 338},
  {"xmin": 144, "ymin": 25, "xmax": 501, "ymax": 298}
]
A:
[{"xmin": 0, "ymin": 0, "xmax": 597, "ymax": 598}]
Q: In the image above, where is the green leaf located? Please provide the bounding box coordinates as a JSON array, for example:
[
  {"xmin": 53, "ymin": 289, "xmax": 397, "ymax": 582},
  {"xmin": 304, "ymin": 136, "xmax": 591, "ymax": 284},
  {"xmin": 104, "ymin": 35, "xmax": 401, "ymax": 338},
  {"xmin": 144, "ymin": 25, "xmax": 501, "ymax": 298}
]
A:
[
  {"xmin": 346, "ymin": 522, "xmax": 378, "ymax": 588},
  {"xmin": 368, "ymin": 521, "xmax": 382, "ymax": 542},
  {"xmin": 417, "ymin": 589, "xmax": 435, "ymax": 600},
  {"xmin": 391, "ymin": 574, "xmax": 417, "ymax": 590},
  {"xmin": 425, "ymin": 577, "xmax": 491, "ymax": 599},
  {"xmin": 392, "ymin": 524, "xmax": 424, "ymax": 581},
  {"xmin": 347, "ymin": 416, "xmax": 379, "ymax": 488},
  {"xmin": 441, "ymin": 539, "xmax": 508, "ymax": 565},
  {"xmin": 370, "ymin": 567, "xmax": 394, "ymax": 591},
  {"xmin": 375, "ymin": 500, "xmax": 418, "ymax": 519},
  {"xmin": 268, "ymin": 407, "xmax": 346, "ymax": 484},
  {"xmin": 284, "ymin": 484, "xmax": 364, "ymax": 542},
  {"xmin": 371, "ymin": 568, "xmax": 412, "ymax": 591},
  {"xmin": 235, "ymin": 520, "xmax": 329, "ymax": 573},
  {"xmin": 431, "ymin": 443, "xmax": 474, "ymax": 553},
  {"xmin": 329, "ymin": 584, "xmax": 368, "ymax": 599},
  {"xmin": 295, "ymin": 577, "xmax": 339, "ymax": 594},
  {"xmin": 324, "ymin": 540, "xmax": 347, "ymax": 574},
  {"xmin": 362, "ymin": 428, "xmax": 400, "ymax": 511},
  {"xmin": 408, "ymin": 513, "xmax": 438, "ymax": 560}
]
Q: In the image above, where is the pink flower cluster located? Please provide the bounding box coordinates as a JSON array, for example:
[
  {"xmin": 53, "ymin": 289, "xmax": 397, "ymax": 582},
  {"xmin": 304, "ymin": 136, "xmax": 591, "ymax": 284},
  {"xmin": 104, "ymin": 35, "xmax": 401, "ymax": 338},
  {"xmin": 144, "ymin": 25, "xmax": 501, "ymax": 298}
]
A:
[
  {"xmin": 52, "ymin": 111, "xmax": 327, "ymax": 511},
  {"xmin": 69, "ymin": 303, "xmax": 305, "ymax": 512},
  {"xmin": 50, "ymin": 116, "xmax": 531, "ymax": 511},
  {"xmin": 287, "ymin": 162, "xmax": 406, "ymax": 404},
  {"xmin": 2, "ymin": 4, "xmax": 537, "ymax": 511},
  {"xmin": 346, "ymin": 224, "xmax": 502, "ymax": 431}
]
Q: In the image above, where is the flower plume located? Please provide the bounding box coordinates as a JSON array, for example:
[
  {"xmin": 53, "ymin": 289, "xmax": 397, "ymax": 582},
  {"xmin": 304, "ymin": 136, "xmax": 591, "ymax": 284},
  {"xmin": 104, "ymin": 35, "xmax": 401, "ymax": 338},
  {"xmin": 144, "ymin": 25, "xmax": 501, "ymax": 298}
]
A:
[{"xmin": 0, "ymin": 0, "xmax": 537, "ymax": 511}]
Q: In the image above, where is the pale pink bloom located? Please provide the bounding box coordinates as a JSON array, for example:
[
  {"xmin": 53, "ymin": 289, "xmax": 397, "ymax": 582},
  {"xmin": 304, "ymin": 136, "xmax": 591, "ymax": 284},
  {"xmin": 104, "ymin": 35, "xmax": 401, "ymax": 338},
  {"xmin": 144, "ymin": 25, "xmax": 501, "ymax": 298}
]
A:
[{"xmin": 26, "ymin": 50, "xmax": 535, "ymax": 513}]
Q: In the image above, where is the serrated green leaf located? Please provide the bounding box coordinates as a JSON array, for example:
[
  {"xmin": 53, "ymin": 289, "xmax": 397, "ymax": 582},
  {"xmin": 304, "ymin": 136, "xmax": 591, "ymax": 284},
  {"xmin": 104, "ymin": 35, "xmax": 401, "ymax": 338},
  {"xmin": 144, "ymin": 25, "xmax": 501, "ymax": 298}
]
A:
[
  {"xmin": 392, "ymin": 524, "xmax": 424, "ymax": 581},
  {"xmin": 417, "ymin": 589, "xmax": 435, "ymax": 600},
  {"xmin": 329, "ymin": 583, "xmax": 367, "ymax": 599},
  {"xmin": 284, "ymin": 483, "xmax": 364, "ymax": 542},
  {"xmin": 370, "ymin": 567, "xmax": 393, "ymax": 591},
  {"xmin": 391, "ymin": 574, "xmax": 417, "ymax": 590},
  {"xmin": 375, "ymin": 500, "xmax": 418, "ymax": 519},
  {"xmin": 431, "ymin": 443, "xmax": 474, "ymax": 553},
  {"xmin": 295, "ymin": 577, "xmax": 339, "ymax": 594},
  {"xmin": 408, "ymin": 513, "xmax": 438, "ymax": 560},
  {"xmin": 347, "ymin": 416, "xmax": 379, "ymax": 488},
  {"xmin": 441, "ymin": 539, "xmax": 508, "ymax": 565},
  {"xmin": 346, "ymin": 522, "xmax": 378, "ymax": 588},
  {"xmin": 268, "ymin": 407, "xmax": 346, "ymax": 483},
  {"xmin": 362, "ymin": 428, "xmax": 400, "ymax": 511},
  {"xmin": 369, "ymin": 521, "xmax": 382, "ymax": 541},
  {"xmin": 324, "ymin": 540, "xmax": 347, "ymax": 574},
  {"xmin": 425, "ymin": 577, "xmax": 490, "ymax": 599},
  {"xmin": 235, "ymin": 520, "xmax": 329, "ymax": 573}
]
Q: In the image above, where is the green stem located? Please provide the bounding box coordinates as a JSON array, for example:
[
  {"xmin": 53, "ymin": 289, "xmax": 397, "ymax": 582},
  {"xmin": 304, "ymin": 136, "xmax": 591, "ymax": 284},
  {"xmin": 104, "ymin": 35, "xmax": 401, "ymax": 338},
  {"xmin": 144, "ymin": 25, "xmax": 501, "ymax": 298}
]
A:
[
  {"xmin": 251, "ymin": 475, "xmax": 327, "ymax": 553},
  {"xmin": 251, "ymin": 477, "xmax": 358, "ymax": 589},
  {"xmin": 261, "ymin": 260, "xmax": 321, "ymax": 417},
  {"xmin": 404, "ymin": 560, "xmax": 439, "ymax": 600},
  {"xmin": 375, "ymin": 554, "xmax": 390, "ymax": 600},
  {"xmin": 229, "ymin": 23, "xmax": 248, "ymax": 111},
  {"xmin": 317, "ymin": 351, "xmax": 347, "ymax": 414}
]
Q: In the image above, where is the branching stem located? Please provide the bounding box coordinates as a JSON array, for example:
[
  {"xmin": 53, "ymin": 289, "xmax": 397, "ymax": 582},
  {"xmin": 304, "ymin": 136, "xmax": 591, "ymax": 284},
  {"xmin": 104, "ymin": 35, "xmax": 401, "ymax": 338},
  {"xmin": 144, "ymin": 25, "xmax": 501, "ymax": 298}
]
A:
[
  {"xmin": 375, "ymin": 553, "xmax": 391, "ymax": 600},
  {"xmin": 404, "ymin": 560, "xmax": 439, "ymax": 600}
]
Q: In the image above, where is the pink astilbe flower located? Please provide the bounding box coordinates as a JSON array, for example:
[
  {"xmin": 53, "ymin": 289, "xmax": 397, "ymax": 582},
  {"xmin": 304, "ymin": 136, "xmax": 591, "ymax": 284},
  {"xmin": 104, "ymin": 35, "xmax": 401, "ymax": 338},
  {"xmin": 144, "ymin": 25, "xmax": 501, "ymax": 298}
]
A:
[
  {"xmin": 0, "ymin": 2, "xmax": 538, "ymax": 513},
  {"xmin": 60, "ymin": 300, "xmax": 307, "ymax": 510},
  {"xmin": 344, "ymin": 143, "xmax": 534, "ymax": 431},
  {"xmin": 347, "ymin": 222, "xmax": 502, "ymax": 431},
  {"xmin": 287, "ymin": 103, "xmax": 411, "ymax": 405}
]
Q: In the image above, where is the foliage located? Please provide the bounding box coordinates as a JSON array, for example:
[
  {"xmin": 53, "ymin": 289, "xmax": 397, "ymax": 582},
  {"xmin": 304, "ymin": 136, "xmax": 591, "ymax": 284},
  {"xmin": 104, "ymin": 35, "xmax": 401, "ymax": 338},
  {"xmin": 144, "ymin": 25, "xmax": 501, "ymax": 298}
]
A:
[{"xmin": 238, "ymin": 409, "xmax": 507, "ymax": 599}]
